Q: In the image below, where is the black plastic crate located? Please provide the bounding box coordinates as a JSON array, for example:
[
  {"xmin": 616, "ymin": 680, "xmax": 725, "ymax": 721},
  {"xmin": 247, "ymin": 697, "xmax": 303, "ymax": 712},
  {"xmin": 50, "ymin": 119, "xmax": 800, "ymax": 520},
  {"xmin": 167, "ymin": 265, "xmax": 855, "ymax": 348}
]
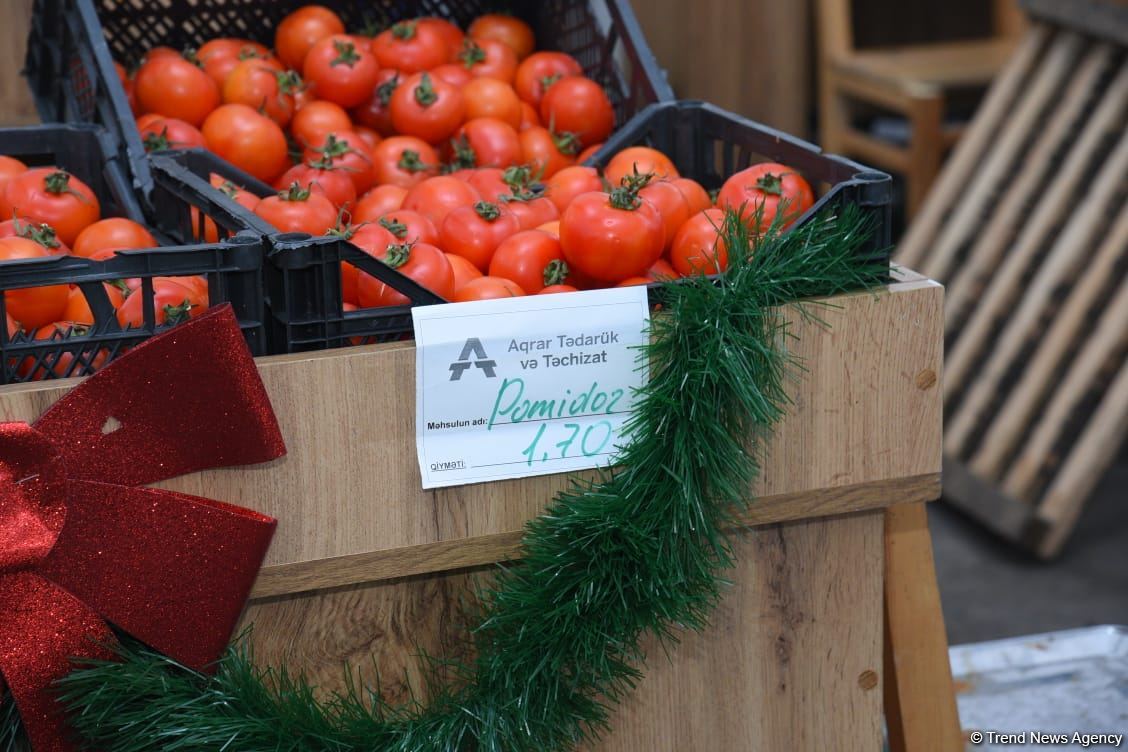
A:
[
  {"xmin": 148, "ymin": 149, "xmax": 444, "ymax": 354},
  {"xmin": 0, "ymin": 124, "xmax": 267, "ymax": 383},
  {"xmin": 586, "ymin": 101, "xmax": 894, "ymax": 270},
  {"xmin": 26, "ymin": 0, "xmax": 675, "ymax": 208}
]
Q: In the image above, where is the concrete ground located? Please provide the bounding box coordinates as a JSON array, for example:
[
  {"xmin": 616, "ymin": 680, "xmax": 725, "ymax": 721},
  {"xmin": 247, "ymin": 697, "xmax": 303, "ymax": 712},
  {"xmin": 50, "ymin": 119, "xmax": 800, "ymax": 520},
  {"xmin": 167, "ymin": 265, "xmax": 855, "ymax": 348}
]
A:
[{"xmin": 930, "ymin": 454, "xmax": 1128, "ymax": 646}]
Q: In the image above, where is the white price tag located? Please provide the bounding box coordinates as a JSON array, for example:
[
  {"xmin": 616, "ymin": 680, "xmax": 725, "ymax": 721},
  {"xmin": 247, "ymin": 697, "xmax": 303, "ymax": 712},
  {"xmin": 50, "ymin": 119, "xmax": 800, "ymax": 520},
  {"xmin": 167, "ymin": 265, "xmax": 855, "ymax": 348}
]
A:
[{"xmin": 412, "ymin": 287, "xmax": 650, "ymax": 489}]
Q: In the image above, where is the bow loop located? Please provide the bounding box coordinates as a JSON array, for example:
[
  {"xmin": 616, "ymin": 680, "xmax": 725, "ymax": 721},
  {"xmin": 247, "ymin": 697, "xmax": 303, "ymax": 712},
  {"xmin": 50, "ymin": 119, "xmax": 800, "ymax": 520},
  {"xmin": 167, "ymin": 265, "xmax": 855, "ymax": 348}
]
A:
[{"xmin": 0, "ymin": 423, "xmax": 66, "ymax": 573}]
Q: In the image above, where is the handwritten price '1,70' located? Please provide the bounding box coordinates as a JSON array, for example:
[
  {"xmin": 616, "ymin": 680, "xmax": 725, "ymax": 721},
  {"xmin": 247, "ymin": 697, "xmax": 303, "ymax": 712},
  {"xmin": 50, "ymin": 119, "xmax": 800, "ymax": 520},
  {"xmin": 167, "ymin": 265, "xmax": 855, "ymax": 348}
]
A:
[{"xmin": 487, "ymin": 377, "xmax": 626, "ymax": 466}]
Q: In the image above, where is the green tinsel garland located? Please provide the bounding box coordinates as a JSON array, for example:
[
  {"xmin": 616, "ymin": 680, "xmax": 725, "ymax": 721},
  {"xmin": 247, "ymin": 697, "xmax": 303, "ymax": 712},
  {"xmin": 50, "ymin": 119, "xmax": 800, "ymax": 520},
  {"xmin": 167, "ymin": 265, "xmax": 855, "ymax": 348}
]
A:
[{"xmin": 1, "ymin": 206, "xmax": 881, "ymax": 751}]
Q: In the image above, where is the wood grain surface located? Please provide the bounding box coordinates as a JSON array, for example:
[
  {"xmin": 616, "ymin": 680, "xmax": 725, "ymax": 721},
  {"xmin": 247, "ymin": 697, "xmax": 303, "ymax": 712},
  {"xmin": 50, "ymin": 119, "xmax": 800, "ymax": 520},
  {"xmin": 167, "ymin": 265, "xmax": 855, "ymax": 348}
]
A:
[{"xmin": 0, "ymin": 0, "xmax": 37, "ymax": 125}]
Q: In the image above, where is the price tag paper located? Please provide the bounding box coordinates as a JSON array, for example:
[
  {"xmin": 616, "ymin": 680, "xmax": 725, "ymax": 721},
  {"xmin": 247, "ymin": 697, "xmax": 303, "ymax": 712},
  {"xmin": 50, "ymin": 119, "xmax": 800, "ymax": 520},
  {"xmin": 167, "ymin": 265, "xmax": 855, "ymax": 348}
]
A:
[{"xmin": 412, "ymin": 287, "xmax": 650, "ymax": 489}]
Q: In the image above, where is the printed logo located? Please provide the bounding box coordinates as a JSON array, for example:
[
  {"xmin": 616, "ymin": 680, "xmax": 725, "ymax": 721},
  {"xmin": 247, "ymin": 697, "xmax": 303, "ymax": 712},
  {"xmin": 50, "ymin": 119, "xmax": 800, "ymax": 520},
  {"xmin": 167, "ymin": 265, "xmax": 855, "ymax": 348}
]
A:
[{"xmin": 449, "ymin": 338, "xmax": 497, "ymax": 380}]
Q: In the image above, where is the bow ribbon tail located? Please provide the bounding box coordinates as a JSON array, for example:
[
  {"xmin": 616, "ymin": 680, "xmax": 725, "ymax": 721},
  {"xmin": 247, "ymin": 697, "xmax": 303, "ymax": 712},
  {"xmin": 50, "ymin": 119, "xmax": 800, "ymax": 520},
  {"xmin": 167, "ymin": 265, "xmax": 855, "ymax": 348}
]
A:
[
  {"xmin": 37, "ymin": 481, "xmax": 276, "ymax": 671},
  {"xmin": 0, "ymin": 572, "xmax": 116, "ymax": 752}
]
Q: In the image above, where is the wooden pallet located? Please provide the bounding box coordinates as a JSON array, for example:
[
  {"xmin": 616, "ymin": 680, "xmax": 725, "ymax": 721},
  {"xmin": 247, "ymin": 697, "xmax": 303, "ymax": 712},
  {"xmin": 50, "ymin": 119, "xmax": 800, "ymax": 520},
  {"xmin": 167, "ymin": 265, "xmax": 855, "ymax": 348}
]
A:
[{"xmin": 896, "ymin": 0, "xmax": 1128, "ymax": 558}]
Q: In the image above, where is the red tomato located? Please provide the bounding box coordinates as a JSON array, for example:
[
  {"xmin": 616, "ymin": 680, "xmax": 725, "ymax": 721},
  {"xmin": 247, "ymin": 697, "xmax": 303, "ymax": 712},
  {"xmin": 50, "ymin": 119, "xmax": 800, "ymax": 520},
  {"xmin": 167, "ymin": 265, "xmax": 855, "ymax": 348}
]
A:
[
  {"xmin": 670, "ymin": 208, "xmax": 728, "ymax": 276},
  {"xmin": 430, "ymin": 63, "xmax": 473, "ymax": 89},
  {"xmin": 254, "ymin": 183, "xmax": 339, "ymax": 234},
  {"xmin": 353, "ymin": 184, "xmax": 407, "ymax": 222},
  {"xmin": 453, "ymin": 276, "xmax": 525, "ymax": 301},
  {"xmin": 673, "ymin": 177, "xmax": 712, "ymax": 215},
  {"xmin": 376, "ymin": 209, "xmax": 439, "ymax": 246},
  {"xmin": 445, "ymin": 252, "xmax": 483, "ymax": 292},
  {"xmin": 352, "ymin": 125, "xmax": 382, "ymax": 152},
  {"xmin": 291, "ymin": 100, "xmax": 353, "ymax": 147},
  {"xmin": 544, "ymin": 165, "xmax": 603, "ymax": 213},
  {"xmin": 0, "ymin": 155, "xmax": 27, "ymax": 198},
  {"xmin": 639, "ymin": 180, "xmax": 690, "ymax": 251},
  {"xmin": 439, "ymin": 201, "xmax": 521, "ymax": 271},
  {"xmin": 536, "ymin": 220, "xmax": 559, "ymax": 237},
  {"xmin": 455, "ymin": 38, "xmax": 518, "ymax": 83},
  {"xmin": 518, "ymin": 101, "xmax": 540, "ymax": 131},
  {"xmin": 389, "ymin": 72, "xmax": 465, "ymax": 144},
  {"xmin": 4, "ymin": 311, "xmax": 16, "ymax": 338},
  {"xmin": 73, "ymin": 218, "xmax": 157, "ymax": 260},
  {"xmin": 519, "ymin": 126, "xmax": 579, "ymax": 179},
  {"xmin": 223, "ymin": 60, "xmax": 303, "ymax": 127},
  {"xmin": 465, "ymin": 168, "xmax": 510, "ymax": 203},
  {"xmin": 2, "ymin": 168, "xmax": 100, "ymax": 246},
  {"xmin": 275, "ymin": 161, "xmax": 357, "ymax": 210},
  {"xmin": 647, "ymin": 257, "xmax": 680, "ymax": 281},
  {"xmin": 0, "ymin": 218, "xmax": 68, "ymax": 254},
  {"xmin": 514, "ymin": 51, "xmax": 582, "ymax": 107},
  {"xmin": 350, "ymin": 69, "xmax": 400, "ymax": 137},
  {"xmin": 197, "ymin": 38, "xmax": 274, "ymax": 86},
  {"xmin": 468, "ymin": 14, "xmax": 535, "ymax": 59},
  {"xmin": 357, "ymin": 241, "xmax": 454, "ymax": 307},
  {"xmin": 402, "ymin": 176, "xmax": 480, "ymax": 228},
  {"xmin": 191, "ymin": 174, "xmax": 261, "ymax": 243},
  {"xmin": 506, "ymin": 195, "xmax": 559, "ymax": 231},
  {"xmin": 275, "ymin": 5, "xmax": 345, "ymax": 71},
  {"xmin": 371, "ymin": 21, "xmax": 450, "ymax": 73},
  {"xmin": 451, "ymin": 118, "xmax": 522, "ymax": 169},
  {"xmin": 488, "ymin": 229, "xmax": 570, "ymax": 293},
  {"xmin": 202, "ymin": 104, "xmax": 291, "ymax": 182},
  {"xmin": 616, "ymin": 276, "xmax": 651, "ymax": 287},
  {"xmin": 461, "ymin": 78, "xmax": 523, "ymax": 129},
  {"xmin": 338, "ymin": 222, "xmax": 396, "ymax": 304},
  {"xmin": 17, "ymin": 322, "xmax": 110, "ymax": 379},
  {"xmin": 134, "ymin": 53, "xmax": 220, "ymax": 127},
  {"xmin": 716, "ymin": 162, "xmax": 815, "ymax": 231},
  {"xmin": 605, "ymin": 146, "xmax": 679, "ymax": 187},
  {"xmin": 539, "ymin": 77, "xmax": 613, "ymax": 148},
  {"xmin": 302, "ymin": 130, "xmax": 376, "ymax": 193},
  {"xmin": 577, "ymin": 142, "xmax": 602, "ymax": 163},
  {"xmin": 539, "ymin": 284, "xmax": 577, "ymax": 295},
  {"xmin": 303, "ymin": 35, "xmax": 380, "ymax": 109},
  {"xmin": 416, "ymin": 17, "xmax": 465, "ymax": 55},
  {"xmin": 370, "ymin": 136, "xmax": 438, "ymax": 189},
  {"xmin": 136, "ymin": 114, "xmax": 207, "ymax": 151},
  {"xmin": 0, "ymin": 237, "xmax": 69, "ymax": 328},
  {"xmin": 116, "ymin": 277, "xmax": 208, "ymax": 328},
  {"xmin": 560, "ymin": 188, "xmax": 664, "ymax": 282},
  {"xmin": 61, "ymin": 283, "xmax": 126, "ymax": 325}
]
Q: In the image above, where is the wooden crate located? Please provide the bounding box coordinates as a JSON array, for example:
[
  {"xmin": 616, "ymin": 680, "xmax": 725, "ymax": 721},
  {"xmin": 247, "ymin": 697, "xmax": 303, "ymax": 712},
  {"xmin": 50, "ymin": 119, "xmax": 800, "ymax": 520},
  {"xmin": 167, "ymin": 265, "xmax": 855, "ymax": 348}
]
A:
[
  {"xmin": 896, "ymin": 2, "xmax": 1127, "ymax": 558},
  {"xmin": 0, "ymin": 270, "xmax": 943, "ymax": 750}
]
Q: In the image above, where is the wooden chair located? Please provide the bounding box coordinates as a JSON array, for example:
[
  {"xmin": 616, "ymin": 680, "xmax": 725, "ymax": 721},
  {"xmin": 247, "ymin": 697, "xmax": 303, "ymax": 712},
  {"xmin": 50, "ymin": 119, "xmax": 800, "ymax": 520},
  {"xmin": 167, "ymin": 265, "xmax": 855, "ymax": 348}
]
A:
[{"xmin": 816, "ymin": 0, "xmax": 1023, "ymax": 217}]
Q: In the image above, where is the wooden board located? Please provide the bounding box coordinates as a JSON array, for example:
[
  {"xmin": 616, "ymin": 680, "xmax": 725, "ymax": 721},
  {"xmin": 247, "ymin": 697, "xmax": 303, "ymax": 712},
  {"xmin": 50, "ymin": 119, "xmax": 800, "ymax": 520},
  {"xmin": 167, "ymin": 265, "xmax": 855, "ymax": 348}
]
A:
[{"xmin": 0, "ymin": 0, "xmax": 37, "ymax": 125}]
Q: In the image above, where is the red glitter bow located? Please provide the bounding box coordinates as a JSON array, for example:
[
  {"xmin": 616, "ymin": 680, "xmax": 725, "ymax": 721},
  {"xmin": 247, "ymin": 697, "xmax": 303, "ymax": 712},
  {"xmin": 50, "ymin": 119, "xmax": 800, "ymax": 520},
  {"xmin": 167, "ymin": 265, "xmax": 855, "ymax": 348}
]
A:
[{"xmin": 0, "ymin": 305, "xmax": 285, "ymax": 752}]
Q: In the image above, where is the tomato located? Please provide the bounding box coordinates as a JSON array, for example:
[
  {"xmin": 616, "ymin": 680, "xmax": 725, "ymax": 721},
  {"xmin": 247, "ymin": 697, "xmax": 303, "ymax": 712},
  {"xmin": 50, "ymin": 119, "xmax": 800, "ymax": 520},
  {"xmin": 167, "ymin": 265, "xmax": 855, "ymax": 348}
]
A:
[
  {"xmin": 116, "ymin": 277, "xmax": 208, "ymax": 329},
  {"xmin": 514, "ymin": 52, "xmax": 582, "ymax": 107},
  {"xmin": 134, "ymin": 53, "xmax": 220, "ymax": 127},
  {"xmin": 389, "ymin": 72, "xmax": 465, "ymax": 144},
  {"xmin": 445, "ymin": 252, "xmax": 483, "ymax": 292},
  {"xmin": 639, "ymin": 180, "xmax": 690, "ymax": 251},
  {"xmin": 519, "ymin": 126, "xmax": 579, "ymax": 179},
  {"xmin": 275, "ymin": 5, "xmax": 346, "ymax": 71},
  {"xmin": 439, "ymin": 201, "xmax": 520, "ymax": 271},
  {"xmin": 577, "ymin": 142, "xmax": 602, "ymax": 163},
  {"xmin": 453, "ymin": 276, "xmax": 524, "ymax": 301},
  {"xmin": 3, "ymin": 168, "xmax": 100, "ymax": 246},
  {"xmin": 291, "ymin": 100, "xmax": 352, "ymax": 147},
  {"xmin": 370, "ymin": 136, "xmax": 438, "ymax": 189},
  {"xmin": 275, "ymin": 161, "xmax": 357, "ymax": 210},
  {"xmin": 539, "ymin": 78, "xmax": 613, "ymax": 149},
  {"xmin": 469, "ymin": 15, "xmax": 534, "ymax": 59},
  {"xmin": 544, "ymin": 165, "xmax": 603, "ymax": 213},
  {"xmin": 73, "ymin": 218, "xmax": 157, "ymax": 260},
  {"xmin": 560, "ymin": 186, "xmax": 664, "ymax": 282},
  {"xmin": 191, "ymin": 174, "xmax": 261, "ymax": 243},
  {"xmin": 450, "ymin": 118, "xmax": 522, "ymax": 169},
  {"xmin": 349, "ymin": 69, "xmax": 400, "ymax": 136},
  {"xmin": 402, "ymin": 176, "xmax": 480, "ymax": 228},
  {"xmin": 202, "ymin": 104, "xmax": 291, "ymax": 182},
  {"xmin": 254, "ymin": 182, "xmax": 339, "ymax": 234},
  {"xmin": 377, "ymin": 209, "xmax": 439, "ymax": 246},
  {"xmin": 506, "ymin": 195, "xmax": 559, "ymax": 231},
  {"xmin": 5, "ymin": 312, "xmax": 16, "ymax": 338},
  {"xmin": 197, "ymin": 38, "xmax": 274, "ymax": 86},
  {"xmin": 351, "ymin": 126, "xmax": 381, "ymax": 153},
  {"xmin": 136, "ymin": 114, "xmax": 207, "ymax": 151},
  {"xmin": 302, "ymin": 130, "xmax": 376, "ymax": 193},
  {"xmin": 461, "ymin": 78, "xmax": 522, "ymax": 129},
  {"xmin": 430, "ymin": 63, "xmax": 473, "ymax": 89},
  {"xmin": 357, "ymin": 241, "xmax": 454, "ymax": 307},
  {"xmin": 646, "ymin": 257, "xmax": 680, "ymax": 281},
  {"xmin": 353, "ymin": 184, "xmax": 406, "ymax": 222},
  {"xmin": 223, "ymin": 60, "xmax": 303, "ymax": 127},
  {"xmin": 536, "ymin": 220, "xmax": 559, "ymax": 237},
  {"xmin": 0, "ymin": 218, "xmax": 68, "ymax": 254},
  {"xmin": 0, "ymin": 155, "xmax": 27, "ymax": 198},
  {"xmin": 61, "ymin": 283, "xmax": 126, "ymax": 325},
  {"xmin": 488, "ymin": 229, "xmax": 570, "ymax": 293},
  {"xmin": 465, "ymin": 168, "xmax": 510, "ymax": 202},
  {"xmin": 338, "ymin": 222, "xmax": 396, "ymax": 304},
  {"xmin": 0, "ymin": 237, "xmax": 69, "ymax": 328},
  {"xmin": 616, "ymin": 276, "xmax": 651, "ymax": 287},
  {"xmin": 539, "ymin": 284, "xmax": 577, "ymax": 295},
  {"xmin": 371, "ymin": 21, "xmax": 450, "ymax": 73},
  {"xmin": 455, "ymin": 38, "xmax": 518, "ymax": 83},
  {"xmin": 518, "ymin": 101, "xmax": 540, "ymax": 131},
  {"xmin": 673, "ymin": 177, "xmax": 712, "ymax": 215},
  {"xmin": 17, "ymin": 322, "xmax": 110, "ymax": 379},
  {"xmin": 303, "ymin": 35, "xmax": 380, "ymax": 109},
  {"xmin": 416, "ymin": 17, "xmax": 464, "ymax": 55},
  {"xmin": 717, "ymin": 162, "xmax": 815, "ymax": 231},
  {"xmin": 670, "ymin": 208, "xmax": 728, "ymax": 276},
  {"xmin": 605, "ymin": 147, "xmax": 679, "ymax": 187}
]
